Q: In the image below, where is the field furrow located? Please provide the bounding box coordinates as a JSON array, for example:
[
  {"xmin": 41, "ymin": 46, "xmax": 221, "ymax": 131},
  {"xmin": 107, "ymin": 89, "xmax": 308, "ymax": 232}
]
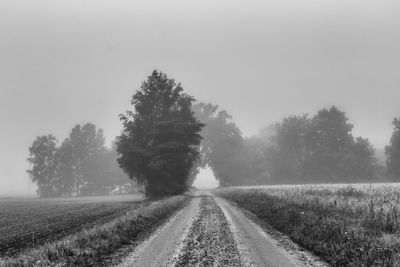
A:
[{"xmin": 0, "ymin": 194, "xmax": 143, "ymax": 256}]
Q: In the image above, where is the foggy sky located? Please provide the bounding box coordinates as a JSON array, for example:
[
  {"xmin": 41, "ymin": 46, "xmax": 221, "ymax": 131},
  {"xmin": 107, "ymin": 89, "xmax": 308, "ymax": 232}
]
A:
[{"xmin": 1, "ymin": 0, "xmax": 400, "ymax": 195}]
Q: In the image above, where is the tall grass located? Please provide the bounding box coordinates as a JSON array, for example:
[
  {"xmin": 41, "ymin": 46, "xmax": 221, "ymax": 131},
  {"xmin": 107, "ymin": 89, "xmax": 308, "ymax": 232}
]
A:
[{"xmin": 217, "ymin": 184, "xmax": 400, "ymax": 266}]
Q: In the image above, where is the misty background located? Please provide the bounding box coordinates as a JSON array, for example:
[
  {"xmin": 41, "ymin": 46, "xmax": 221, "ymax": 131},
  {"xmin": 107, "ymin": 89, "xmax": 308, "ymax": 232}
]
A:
[{"xmin": 1, "ymin": 0, "xmax": 399, "ymax": 195}]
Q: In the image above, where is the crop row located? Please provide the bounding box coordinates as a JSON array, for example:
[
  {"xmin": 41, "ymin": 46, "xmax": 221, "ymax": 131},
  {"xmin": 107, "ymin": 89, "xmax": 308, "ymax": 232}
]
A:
[
  {"xmin": 1, "ymin": 196, "xmax": 189, "ymax": 266},
  {"xmin": 0, "ymin": 195, "xmax": 142, "ymax": 256}
]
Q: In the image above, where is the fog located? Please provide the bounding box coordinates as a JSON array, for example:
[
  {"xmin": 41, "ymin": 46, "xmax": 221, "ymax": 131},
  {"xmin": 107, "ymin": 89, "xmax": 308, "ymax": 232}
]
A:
[
  {"xmin": 1, "ymin": 0, "xmax": 400, "ymax": 195},
  {"xmin": 193, "ymin": 167, "xmax": 218, "ymax": 189}
]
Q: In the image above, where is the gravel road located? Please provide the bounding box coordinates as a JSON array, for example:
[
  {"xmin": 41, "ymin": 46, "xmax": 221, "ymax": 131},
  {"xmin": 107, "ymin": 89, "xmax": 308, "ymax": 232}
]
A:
[{"xmin": 120, "ymin": 192, "xmax": 326, "ymax": 267}]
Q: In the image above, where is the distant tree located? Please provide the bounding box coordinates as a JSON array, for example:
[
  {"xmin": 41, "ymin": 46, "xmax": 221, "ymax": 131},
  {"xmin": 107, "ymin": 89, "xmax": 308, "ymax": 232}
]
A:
[
  {"xmin": 239, "ymin": 136, "xmax": 271, "ymax": 185},
  {"xmin": 27, "ymin": 135, "xmax": 59, "ymax": 197},
  {"xmin": 268, "ymin": 115, "xmax": 310, "ymax": 183},
  {"xmin": 305, "ymin": 106, "xmax": 354, "ymax": 153},
  {"xmin": 192, "ymin": 102, "xmax": 245, "ymax": 186},
  {"xmin": 83, "ymin": 147, "xmax": 131, "ymax": 195},
  {"xmin": 117, "ymin": 70, "xmax": 204, "ymax": 198},
  {"xmin": 346, "ymin": 137, "xmax": 377, "ymax": 181},
  {"xmin": 259, "ymin": 106, "xmax": 379, "ymax": 184},
  {"xmin": 256, "ymin": 124, "xmax": 277, "ymax": 146},
  {"xmin": 28, "ymin": 124, "xmax": 131, "ymax": 197},
  {"xmin": 54, "ymin": 139, "xmax": 75, "ymax": 196},
  {"xmin": 386, "ymin": 117, "xmax": 400, "ymax": 180},
  {"xmin": 67, "ymin": 123, "xmax": 106, "ymax": 195},
  {"xmin": 209, "ymin": 134, "xmax": 246, "ymax": 186},
  {"xmin": 303, "ymin": 106, "xmax": 355, "ymax": 181},
  {"xmin": 105, "ymin": 146, "xmax": 132, "ymax": 191}
]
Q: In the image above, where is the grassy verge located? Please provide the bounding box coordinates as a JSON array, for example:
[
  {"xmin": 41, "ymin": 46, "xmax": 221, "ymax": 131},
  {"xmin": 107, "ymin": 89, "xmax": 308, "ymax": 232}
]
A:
[
  {"xmin": 0, "ymin": 196, "xmax": 188, "ymax": 267},
  {"xmin": 217, "ymin": 186, "xmax": 400, "ymax": 266}
]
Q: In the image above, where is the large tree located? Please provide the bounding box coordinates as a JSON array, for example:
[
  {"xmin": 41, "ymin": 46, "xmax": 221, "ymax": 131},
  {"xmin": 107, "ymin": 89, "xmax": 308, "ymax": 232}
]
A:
[
  {"xmin": 386, "ymin": 117, "xmax": 400, "ymax": 180},
  {"xmin": 117, "ymin": 70, "xmax": 204, "ymax": 198}
]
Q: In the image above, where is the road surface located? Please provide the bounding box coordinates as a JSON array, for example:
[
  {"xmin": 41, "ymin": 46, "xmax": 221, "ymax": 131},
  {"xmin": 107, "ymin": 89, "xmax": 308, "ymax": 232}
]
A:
[{"xmin": 119, "ymin": 192, "xmax": 327, "ymax": 267}]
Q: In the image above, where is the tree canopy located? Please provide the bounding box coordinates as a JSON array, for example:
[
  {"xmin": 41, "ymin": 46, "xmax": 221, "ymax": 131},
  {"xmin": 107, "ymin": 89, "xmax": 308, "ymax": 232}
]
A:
[{"xmin": 116, "ymin": 70, "xmax": 204, "ymax": 198}]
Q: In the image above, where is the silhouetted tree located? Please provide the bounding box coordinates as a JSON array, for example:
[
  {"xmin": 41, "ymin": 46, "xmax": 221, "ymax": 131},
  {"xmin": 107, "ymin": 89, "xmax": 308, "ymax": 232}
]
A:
[
  {"xmin": 117, "ymin": 70, "xmax": 204, "ymax": 198},
  {"xmin": 27, "ymin": 135, "xmax": 59, "ymax": 197},
  {"xmin": 386, "ymin": 117, "xmax": 400, "ymax": 180}
]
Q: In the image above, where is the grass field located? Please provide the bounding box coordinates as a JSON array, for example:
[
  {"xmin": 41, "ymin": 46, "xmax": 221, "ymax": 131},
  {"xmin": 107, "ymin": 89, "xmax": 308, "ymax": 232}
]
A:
[
  {"xmin": 0, "ymin": 194, "xmax": 144, "ymax": 257},
  {"xmin": 217, "ymin": 183, "xmax": 400, "ymax": 266}
]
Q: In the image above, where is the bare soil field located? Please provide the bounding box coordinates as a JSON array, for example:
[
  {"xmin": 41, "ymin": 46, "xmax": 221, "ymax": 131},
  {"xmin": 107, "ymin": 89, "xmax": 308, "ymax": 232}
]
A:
[
  {"xmin": 217, "ymin": 183, "xmax": 400, "ymax": 266},
  {"xmin": 0, "ymin": 194, "xmax": 143, "ymax": 256}
]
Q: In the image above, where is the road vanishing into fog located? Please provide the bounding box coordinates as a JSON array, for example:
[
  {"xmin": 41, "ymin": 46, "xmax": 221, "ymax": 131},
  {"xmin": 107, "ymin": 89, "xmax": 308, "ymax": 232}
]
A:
[{"xmin": 119, "ymin": 191, "xmax": 326, "ymax": 267}]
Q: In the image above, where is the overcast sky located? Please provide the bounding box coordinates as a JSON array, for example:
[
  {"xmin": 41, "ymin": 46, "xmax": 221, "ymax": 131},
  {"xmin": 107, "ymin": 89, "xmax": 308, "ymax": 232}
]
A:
[{"xmin": 1, "ymin": 0, "xmax": 399, "ymax": 195}]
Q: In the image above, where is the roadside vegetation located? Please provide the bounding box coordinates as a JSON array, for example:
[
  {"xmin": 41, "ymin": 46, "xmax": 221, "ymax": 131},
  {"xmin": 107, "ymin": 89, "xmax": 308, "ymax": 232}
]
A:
[
  {"xmin": 0, "ymin": 196, "xmax": 188, "ymax": 267},
  {"xmin": 217, "ymin": 184, "xmax": 400, "ymax": 266}
]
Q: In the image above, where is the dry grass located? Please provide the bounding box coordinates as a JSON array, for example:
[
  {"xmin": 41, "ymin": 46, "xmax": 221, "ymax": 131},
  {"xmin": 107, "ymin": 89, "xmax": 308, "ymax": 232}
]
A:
[{"xmin": 217, "ymin": 184, "xmax": 400, "ymax": 266}]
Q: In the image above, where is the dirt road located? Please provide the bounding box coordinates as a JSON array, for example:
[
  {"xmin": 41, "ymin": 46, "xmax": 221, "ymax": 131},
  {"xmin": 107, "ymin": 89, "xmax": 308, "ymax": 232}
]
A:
[{"xmin": 120, "ymin": 192, "xmax": 326, "ymax": 267}]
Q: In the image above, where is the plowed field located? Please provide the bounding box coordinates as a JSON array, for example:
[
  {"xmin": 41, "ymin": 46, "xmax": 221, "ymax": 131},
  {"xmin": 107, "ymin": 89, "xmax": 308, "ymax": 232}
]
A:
[{"xmin": 0, "ymin": 194, "xmax": 143, "ymax": 256}]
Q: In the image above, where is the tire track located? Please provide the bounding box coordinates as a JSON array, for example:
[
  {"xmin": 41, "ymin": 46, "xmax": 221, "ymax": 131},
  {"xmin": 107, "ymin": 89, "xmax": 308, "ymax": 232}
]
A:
[
  {"xmin": 215, "ymin": 196, "xmax": 327, "ymax": 267},
  {"xmin": 120, "ymin": 197, "xmax": 201, "ymax": 267}
]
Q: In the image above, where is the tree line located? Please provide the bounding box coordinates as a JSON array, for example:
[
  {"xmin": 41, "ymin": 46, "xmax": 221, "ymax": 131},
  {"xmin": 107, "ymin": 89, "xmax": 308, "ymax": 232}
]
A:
[
  {"xmin": 193, "ymin": 104, "xmax": 400, "ymax": 186},
  {"xmin": 27, "ymin": 123, "xmax": 131, "ymax": 197},
  {"xmin": 28, "ymin": 70, "xmax": 400, "ymax": 197}
]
